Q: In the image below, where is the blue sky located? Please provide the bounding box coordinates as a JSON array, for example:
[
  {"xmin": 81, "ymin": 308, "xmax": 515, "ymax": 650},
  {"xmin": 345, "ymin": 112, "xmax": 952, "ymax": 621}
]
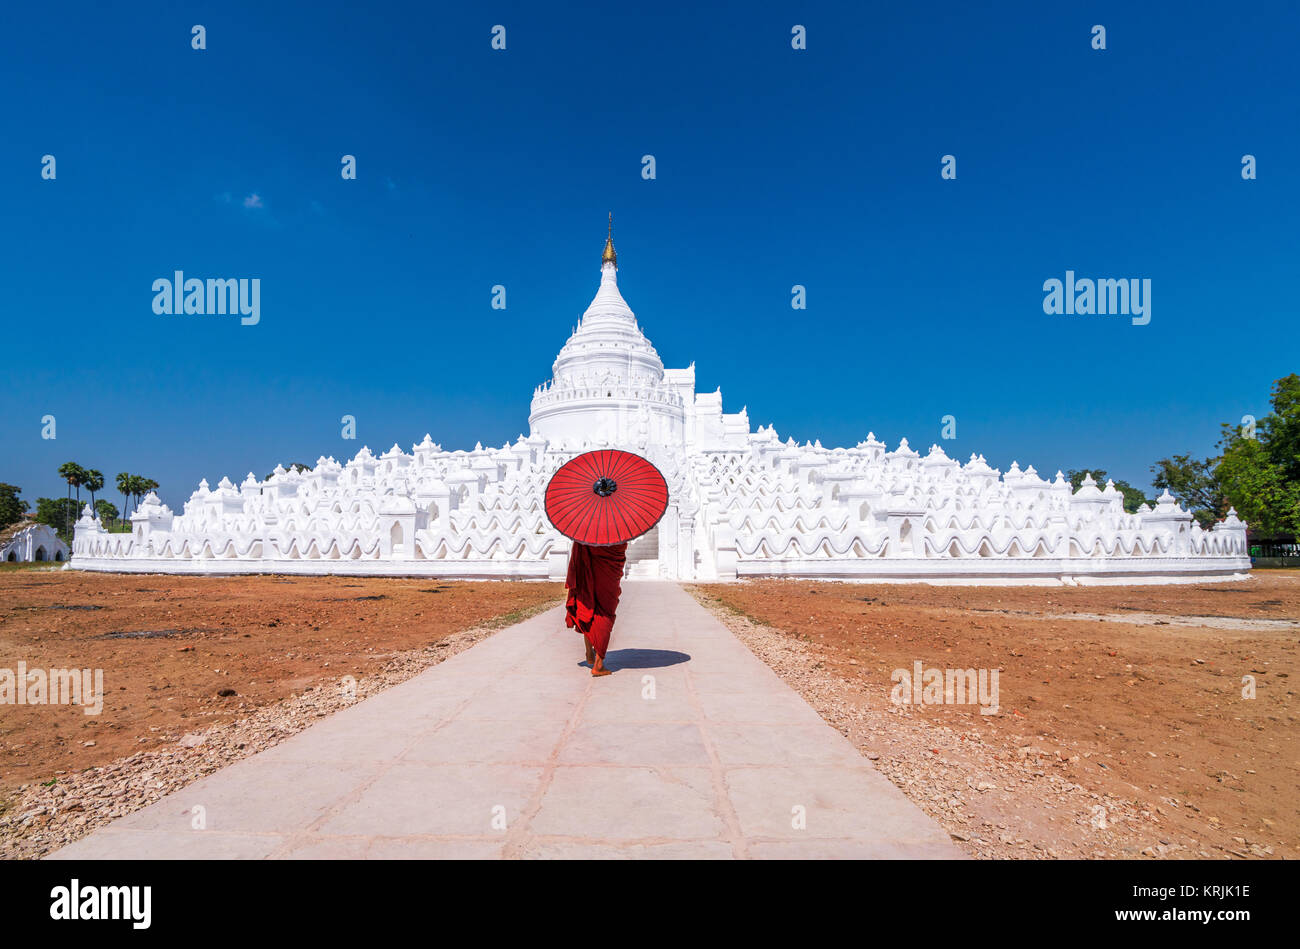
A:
[{"xmin": 3, "ymin": 0, "xmax": 1297, "ymax": 511}]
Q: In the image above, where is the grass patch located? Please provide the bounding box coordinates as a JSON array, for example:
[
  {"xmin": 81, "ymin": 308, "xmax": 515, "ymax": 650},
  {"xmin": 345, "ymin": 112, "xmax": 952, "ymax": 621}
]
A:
[{"xmin": 483, "ymin": 597, "xmax": 563, "ymax": 630}]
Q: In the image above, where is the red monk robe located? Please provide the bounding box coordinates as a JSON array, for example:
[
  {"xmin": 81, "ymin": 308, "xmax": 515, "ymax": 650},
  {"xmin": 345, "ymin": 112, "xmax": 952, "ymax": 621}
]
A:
[{"xmin": 564, "ymin": 540, "xmax": 628, "ymax": 661}]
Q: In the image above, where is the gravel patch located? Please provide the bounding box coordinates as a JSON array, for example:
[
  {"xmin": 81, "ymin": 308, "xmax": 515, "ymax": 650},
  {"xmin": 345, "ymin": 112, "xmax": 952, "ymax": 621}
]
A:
[
  {"xmin": 0, "ymin": 604, "xmax": 549, "ymax": 860},
  {"xmin": 685, "ymin": 587, "xmax": 1263, "ymax": 860}
]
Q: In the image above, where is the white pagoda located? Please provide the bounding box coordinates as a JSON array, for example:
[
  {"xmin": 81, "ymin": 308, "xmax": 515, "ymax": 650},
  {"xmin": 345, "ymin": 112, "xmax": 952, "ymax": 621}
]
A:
[{"xmin": 71, "ymin": 225, "xmax": 1250, "ymax": 584}]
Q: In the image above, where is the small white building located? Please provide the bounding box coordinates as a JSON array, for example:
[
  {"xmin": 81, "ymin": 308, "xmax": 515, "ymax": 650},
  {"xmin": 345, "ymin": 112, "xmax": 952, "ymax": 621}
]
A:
[{"xmin": 1, "ymin": 521, "xmax": 70, "ymax": 563}]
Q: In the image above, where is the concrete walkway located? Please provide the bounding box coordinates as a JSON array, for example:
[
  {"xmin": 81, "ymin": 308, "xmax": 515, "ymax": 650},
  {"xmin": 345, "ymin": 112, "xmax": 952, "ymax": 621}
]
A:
[{"xmin": 50, "ymin": 583, "xmax": 960, "ymax": 859}]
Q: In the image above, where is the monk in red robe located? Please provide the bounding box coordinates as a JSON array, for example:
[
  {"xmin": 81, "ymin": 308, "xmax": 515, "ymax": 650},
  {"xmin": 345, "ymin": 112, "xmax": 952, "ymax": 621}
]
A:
[{"xmin": 564, "ymin": 541, "xmax": 628, "ymax": 676}]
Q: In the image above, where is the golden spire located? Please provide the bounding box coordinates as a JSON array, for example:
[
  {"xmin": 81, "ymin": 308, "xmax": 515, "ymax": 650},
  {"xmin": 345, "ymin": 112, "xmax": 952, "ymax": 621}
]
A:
[{"xmin": 602, "ymin": 211, "xmax": 617, "ymax": 266}]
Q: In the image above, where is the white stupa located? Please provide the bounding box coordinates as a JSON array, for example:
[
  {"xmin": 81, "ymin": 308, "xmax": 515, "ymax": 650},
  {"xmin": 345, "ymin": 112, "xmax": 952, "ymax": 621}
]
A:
[{"xmin": 72, "ymin": 224, "xmax": 1250, "ymax": 584}]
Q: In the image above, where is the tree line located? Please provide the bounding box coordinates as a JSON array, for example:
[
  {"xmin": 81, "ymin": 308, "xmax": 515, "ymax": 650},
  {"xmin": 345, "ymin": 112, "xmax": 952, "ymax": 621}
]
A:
[
  {"xmin": 0, "ymin": 467, "xmax": 161, "ymax": 543},
  {"xmin": 1052, "ymin": 374, "xmax": 1296, "ymax": 534}
]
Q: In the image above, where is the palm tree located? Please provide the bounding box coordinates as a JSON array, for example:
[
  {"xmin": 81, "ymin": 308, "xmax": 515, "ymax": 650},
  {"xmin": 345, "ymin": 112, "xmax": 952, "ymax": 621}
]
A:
[
  {"xmin": 58, "ymin": 462, "xmax": 83, "ymax": 501},
  {"xmin": 58, "ymin": 462, "xmax": 85, "ymax": 537},
  {"xmin": 129, "ymin": 475, "xmax": 158, "ymax": 512},
  {"xmin": 95, "ymin": 499, "xmax": 118, "ymax": 528},
  {"xmin": 116, "ymin": 472, "xmax": 132, "ymax": 520},
  {"xmin": 84, "ymin": 469, "xmax": 104, "ymax": 515}
]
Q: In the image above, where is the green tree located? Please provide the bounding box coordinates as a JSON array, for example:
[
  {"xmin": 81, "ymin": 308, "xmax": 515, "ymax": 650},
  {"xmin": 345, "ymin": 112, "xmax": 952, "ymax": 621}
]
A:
[
  {"xmin": 34, "ymin": 497, "xmax": 81, "ymax": 544},
  {"xmin": 1258, "ymin": 374, "xmax": 1300, "ymax": 483},
  {"xmin": 1215, "ymin": 436, "xmax": 1296, "ymax": 533},
  {"xmin": 94, "ymin": 499, "xmax": 119, "ymax": 527},
  {"xmin": 84, "ymin": 469, "xmax": 104, "ymax": 513},
  {"xmin": 116, "ymin": 471, "xmax": 133, "ymax": 520},
  {"xmin": 57, "ymin": 462, "xmax": 87, "ymax": 537},
  {"xmin": 128, "ymin": 475, "xmax": 145, "ymax": 513},
  {"xmin": 1150, "ymin": 455, "xmax": 1223, "ymax": 529},
  {"xmin": 0, "ymin": 483, "xmax": 27, "ymax": 529},
  {"xmin": 1065, "ymin": 469, "xmax": 1150, "ymax": 514},
  {"xmin": 127, "ymin": 475, "xmax": 158, "ymax": 512},
  {"xmin": 1216, "ymin": 374, "xmax": 1300, "ymax": 534}
]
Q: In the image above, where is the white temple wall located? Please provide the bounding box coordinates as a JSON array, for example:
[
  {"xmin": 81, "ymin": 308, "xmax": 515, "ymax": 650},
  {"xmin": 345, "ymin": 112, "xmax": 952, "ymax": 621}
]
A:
[
  {"xmin": 529, "ymin": 396, "xmax": 686, "ymax": 450},
  {"xmin": 68, "ymin": 246, "xmax": 1253, "ymax": 585},
  {"xmin": 67, "ymin": 445, "xmax": 1252, "ymax": 585}
]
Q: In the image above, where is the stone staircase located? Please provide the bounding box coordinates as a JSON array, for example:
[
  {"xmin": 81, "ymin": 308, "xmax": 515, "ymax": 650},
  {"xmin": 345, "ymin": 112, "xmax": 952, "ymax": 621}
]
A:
[
  {"xmin": 624, "ymin": 558, "xmax": 661, "ymax": 580},
  {"xmin": 623, "ymin": 524, "xmax": 660, "ymax": 580}
]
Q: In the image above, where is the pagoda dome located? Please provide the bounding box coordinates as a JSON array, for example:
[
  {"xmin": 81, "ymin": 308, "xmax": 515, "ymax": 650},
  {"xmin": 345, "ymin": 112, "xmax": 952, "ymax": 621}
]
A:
[
  {"xmin": 549, "ymin": 258, "xmax": 665, "ymax": 387},
  {"xmin": 529, "ymin": 217, "xmax": 687, "ymax": 448}
]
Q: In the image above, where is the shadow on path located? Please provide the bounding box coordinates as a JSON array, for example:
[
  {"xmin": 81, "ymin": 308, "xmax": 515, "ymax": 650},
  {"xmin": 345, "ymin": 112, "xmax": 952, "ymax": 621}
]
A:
[{"xmin": 585, "ymin": 648, "xmax": 692, "ymax": 671}]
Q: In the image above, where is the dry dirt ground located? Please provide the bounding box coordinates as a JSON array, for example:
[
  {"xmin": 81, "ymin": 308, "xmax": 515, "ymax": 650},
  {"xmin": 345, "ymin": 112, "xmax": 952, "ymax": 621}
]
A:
[
  {"xmin": 4, "ymin": 567, "xmax": 1295, "ymax": 860},
  {"xmin": 0, "ymin": 568, "xmax": 562, "ymax": 858},
  {"xmin": 688, "ymin": 572, "xmax": 1300, "ymax": 860}
]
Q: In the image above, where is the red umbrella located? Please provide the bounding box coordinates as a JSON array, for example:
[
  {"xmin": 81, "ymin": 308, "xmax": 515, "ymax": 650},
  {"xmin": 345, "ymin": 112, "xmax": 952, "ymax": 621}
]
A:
[{"xmin": 545, "ymin": 449, "xmax": 668, "ymax": 546}]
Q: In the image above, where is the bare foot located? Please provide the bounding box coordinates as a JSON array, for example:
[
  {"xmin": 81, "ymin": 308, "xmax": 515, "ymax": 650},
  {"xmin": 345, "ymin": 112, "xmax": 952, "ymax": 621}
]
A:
[{"xmin": 591, "ymin": 655, "xmax": 612, "ymax": 677}]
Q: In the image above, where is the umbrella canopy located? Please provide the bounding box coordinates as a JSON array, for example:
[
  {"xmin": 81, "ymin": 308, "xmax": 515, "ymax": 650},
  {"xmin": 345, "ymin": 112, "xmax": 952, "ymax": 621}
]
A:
[{"xmin": 544, "ymin": 449, "xmax": 668, "ymax": 546}]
